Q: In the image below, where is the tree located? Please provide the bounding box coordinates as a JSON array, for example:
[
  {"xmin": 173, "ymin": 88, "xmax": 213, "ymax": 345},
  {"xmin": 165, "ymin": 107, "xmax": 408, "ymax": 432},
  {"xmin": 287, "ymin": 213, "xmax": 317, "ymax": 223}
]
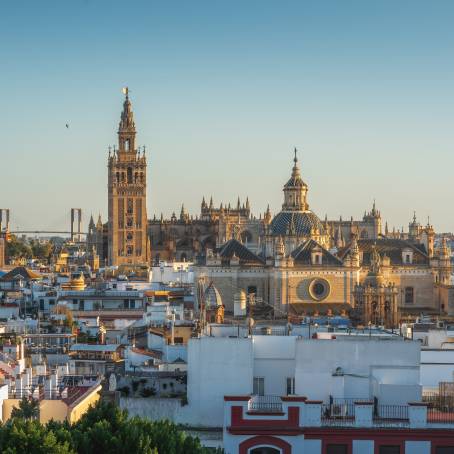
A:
[
  {"xmin": 5, "ymin": 235, "xmax": 32, "ymax": 261},
  {"xmin": 0, "ymin": 400, "xmax": 222, "ymax": 454},
  {"xmin": 11, "ymin": 397, "xmax": 40, "ymax": 421}
]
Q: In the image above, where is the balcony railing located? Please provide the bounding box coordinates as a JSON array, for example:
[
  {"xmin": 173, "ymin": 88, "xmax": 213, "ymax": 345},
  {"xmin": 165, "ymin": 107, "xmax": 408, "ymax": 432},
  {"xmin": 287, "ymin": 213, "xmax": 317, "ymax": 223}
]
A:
[
  {"xmin": 321, "ymin": 398, "xmax": 410, "ymax": 427},
  {"xmin": 373, "ymin": 404, "xmax": 409, "ymax": 427},
  {"xmin": 248, "ymin": 395, "xmax": 283, "ymax": 413}
]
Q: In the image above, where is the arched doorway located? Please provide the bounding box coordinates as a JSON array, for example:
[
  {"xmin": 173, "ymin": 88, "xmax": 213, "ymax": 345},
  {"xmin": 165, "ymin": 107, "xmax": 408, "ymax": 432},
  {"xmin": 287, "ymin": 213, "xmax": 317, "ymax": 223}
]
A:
[
  {"xmin": 239, "ymin": 436, "xmax": 291, "ymax": 454},
  {"xmin": 249, "ymin": 448, "xmax": 281, "ymax": 454}
]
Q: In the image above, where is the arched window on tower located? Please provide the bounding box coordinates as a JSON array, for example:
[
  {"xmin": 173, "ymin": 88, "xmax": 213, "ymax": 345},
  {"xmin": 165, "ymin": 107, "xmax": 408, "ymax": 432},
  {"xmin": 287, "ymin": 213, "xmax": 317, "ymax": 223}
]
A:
[
  {"xmin": 125, "ymin": 138, "xmax": 130, "ymax": 151},
  {"xmin": 116, "ymin": 172, "xmax": 120, "ymax": 183},
  {"xmin": 127, "ymin": 167, "xmax": 133, "ymax": 184}
]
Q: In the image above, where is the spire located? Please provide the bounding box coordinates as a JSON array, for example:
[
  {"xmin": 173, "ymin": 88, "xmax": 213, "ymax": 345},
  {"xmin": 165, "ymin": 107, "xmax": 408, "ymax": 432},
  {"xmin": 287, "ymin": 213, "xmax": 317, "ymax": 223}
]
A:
[
  {"xmin": 180, "ymin": 204, "xmax": 188, "ymax": 222},
  {"xmin": 119, "ymin": 87, "xmax": 135, "ymax": 132},
  {"xmin": 96, "ymin": 213, "xmax": 103, "ymax": 229},
  {"xmin": 89, "ymin": 215, "xmax": 95, "ymax": 229},
  {"xmin": 413, "ymin": 211, "xmax": 417, "ymax": 223},
  {"xmin": 118, "ymin": 87, "xmax": 136, "ymax": 154},
  {"xmin": 209, "ymin": 196, "xmax": 214, "ymax": 210},
  {"xmin": 201, "ymin": 196, "xmax": 206, "ymax": 209},
  {"xmin": 291, "ymin": 147, "xmax": 301, "ymax": 179},
  {"xmin": 264, "ymin": 204, "xmax": 272, "ymax": 224},
  {"xmin": 237, "ymin": 196, "xmax": 241, "ymax": 210},
  {"xmin": 245, "ymin": 197, "xmax": 250, "ymax": 211}
]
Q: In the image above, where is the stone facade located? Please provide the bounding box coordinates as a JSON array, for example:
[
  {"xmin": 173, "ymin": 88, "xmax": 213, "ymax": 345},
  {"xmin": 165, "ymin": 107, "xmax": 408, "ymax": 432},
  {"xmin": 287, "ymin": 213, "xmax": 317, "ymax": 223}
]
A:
[
  {"xmin": 107, "ymin": 89, "xmax": 149, "ymax": 266},
  {"xmin": 194, "ymin": 153, "xmax": 452, "ymax": 323},
  {"xmin": 148, "ymin": 197, "xmax": 266, "ymax": 264}
]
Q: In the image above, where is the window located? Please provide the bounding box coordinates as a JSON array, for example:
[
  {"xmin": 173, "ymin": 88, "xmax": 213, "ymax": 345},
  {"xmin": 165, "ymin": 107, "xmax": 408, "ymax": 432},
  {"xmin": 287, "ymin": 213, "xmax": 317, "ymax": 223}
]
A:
[
  {"xmin": 125, "ymin": 138, "xmax": 130, "ymax": 151},
  {"xmin": 173, "ymin": 337, "xmax": 184, "ymax": 345},
  {"xmin": 127, "ymin": 199, "xmax": 134, "ymax": 214},
  {"xmin": 436, "ymin": 448, "xmax": 454, "ymax": 454},
  {"xmin": 286, "ymin": 377, "xmax": 295, "ymax": 395},
  {"xmin": 405, "ymin": 254, "xmax": 411, "ymax": 263},
  {"xmin": 127, "ymin": 167, "xmax": 133, "ymax": 183},
  {"xmin": 379, "ymin": 446, "xmax": 400, "ymax": 454},
  {"xmin": 326, "ymin": 445, "xmax": 348, "ymax": 454},
  {"xmin": 405, "ymin": 286, "xmax": 414, "ymax": 304},
  {"xmin": 253, "ymin": 377, "xmax": 265, "ymax": 396}
]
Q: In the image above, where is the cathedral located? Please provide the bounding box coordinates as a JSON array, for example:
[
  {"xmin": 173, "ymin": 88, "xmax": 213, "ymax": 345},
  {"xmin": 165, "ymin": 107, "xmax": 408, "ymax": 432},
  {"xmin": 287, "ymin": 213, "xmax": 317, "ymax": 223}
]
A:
[
  {"xmin": 195, "ymin": 152, "xmax": 453, "ymax": 324},
  {"xmin": 87, "ymin": 91, "xmax": 453, "ymax": 323}
]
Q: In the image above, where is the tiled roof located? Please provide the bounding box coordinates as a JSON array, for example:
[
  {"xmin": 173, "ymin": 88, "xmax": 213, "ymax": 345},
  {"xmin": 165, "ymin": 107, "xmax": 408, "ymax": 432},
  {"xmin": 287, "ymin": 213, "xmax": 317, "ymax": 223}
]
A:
[
  {"xmin": 284, "ymin": 176, "xmax": 307, "ymax": 188},
  {"xmin": 131, "ymin": 347, "xmax": 162, "ymax": 359},
  {"xmin": 339, "ymin": 238, "xmax": 429, "ymax": 265},
  {"xmin": 204, "ymin": 282, "xmax": 223, "ymax": 307},
  {"xmin": 217, "ymin": 239, "xmax": 265, "ymax": 265},
  {"xmin": 291, "ymin": 239, "xmax": 343, "ymax": 266},
  {"xmin": 0, "ymin": 267, "xmax": 42, "ymax": 282},
  {"xmin": 270, "ymin": 211, "xmax": 324, "ymax": 236}
]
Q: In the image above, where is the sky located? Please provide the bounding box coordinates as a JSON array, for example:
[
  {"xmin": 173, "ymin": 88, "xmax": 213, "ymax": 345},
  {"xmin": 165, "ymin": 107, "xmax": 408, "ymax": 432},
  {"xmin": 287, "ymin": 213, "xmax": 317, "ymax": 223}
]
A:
[{"xmin": 1, "ymin": 0, "xmax": 453, "ymax": 233}]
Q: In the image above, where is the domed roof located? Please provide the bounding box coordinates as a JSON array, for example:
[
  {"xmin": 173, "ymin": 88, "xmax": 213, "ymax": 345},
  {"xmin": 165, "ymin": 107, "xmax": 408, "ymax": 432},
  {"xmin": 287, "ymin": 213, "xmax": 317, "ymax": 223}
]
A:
[
  {"xmin": 204, "ymin": 283, "xmax": 223, "ymax": 308},
  {"xmin": 270, "ymin": 211, "xmax": 324, "ymax": 236}
]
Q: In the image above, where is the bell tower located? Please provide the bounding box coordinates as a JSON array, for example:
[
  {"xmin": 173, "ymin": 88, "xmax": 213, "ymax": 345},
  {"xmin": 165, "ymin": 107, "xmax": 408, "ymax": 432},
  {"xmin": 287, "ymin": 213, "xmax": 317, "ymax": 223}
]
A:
[{"xmin": 108, "ymin": 88, "xmax": 149, "ymax": 266}]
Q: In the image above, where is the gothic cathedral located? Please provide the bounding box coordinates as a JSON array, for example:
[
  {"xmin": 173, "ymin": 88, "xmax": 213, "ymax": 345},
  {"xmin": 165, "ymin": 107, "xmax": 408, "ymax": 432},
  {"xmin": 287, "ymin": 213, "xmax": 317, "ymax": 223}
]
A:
[{"xmin": 108, "ymin": 89, "xmax": 149, "ymax": 266}]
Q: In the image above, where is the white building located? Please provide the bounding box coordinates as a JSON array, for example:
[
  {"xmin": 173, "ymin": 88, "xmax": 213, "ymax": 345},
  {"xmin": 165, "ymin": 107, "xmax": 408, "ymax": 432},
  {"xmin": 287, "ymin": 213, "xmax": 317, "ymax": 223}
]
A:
[{"xmin": 186, "ymin": 335, "xmax": 421, "ymax": 428}]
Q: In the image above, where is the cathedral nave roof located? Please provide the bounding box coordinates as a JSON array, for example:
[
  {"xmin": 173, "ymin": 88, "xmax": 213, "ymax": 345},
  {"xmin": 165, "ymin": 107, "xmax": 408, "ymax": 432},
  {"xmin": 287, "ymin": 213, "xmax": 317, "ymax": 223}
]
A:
[
  {"xmin": 337, "ymin": 238, "xmax": 429, "ymax": 266},
  {"xmin": 216, "ymin": 238, "xmax": 265, "ymax": 265},
  {"xmin": 291, "ymin": 239, "xmax": 343, "ymax": 266}
]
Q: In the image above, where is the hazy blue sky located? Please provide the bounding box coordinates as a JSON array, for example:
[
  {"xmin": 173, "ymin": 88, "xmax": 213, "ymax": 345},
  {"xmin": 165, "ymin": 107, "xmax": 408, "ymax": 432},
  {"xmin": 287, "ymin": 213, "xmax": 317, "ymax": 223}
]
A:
[{"xmin": 1, "ymin": 1, "xmax": 453, "ymax": 233}]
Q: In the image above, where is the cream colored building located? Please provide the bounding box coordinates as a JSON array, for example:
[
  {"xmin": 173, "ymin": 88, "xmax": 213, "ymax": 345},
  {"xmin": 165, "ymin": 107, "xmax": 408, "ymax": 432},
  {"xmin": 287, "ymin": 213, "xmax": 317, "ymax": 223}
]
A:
[
  {"xmin": 2, "ymin": 383, "xmax": 101, "ymax": 424},
  {"xmin": 195, "ymin": 152, "xmax": 452, "ymax": 324}
]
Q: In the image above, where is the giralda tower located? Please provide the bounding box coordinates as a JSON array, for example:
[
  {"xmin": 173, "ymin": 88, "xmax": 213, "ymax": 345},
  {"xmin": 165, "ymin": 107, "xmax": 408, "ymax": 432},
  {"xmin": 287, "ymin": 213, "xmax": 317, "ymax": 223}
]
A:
[{"xmin": 108, "ymin": 88, "xmax": 149, "ymax": 266}]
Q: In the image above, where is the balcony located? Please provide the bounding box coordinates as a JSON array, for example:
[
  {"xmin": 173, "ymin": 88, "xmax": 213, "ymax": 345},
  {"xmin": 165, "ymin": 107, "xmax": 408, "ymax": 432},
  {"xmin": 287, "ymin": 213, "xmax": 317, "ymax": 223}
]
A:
[{"xmin": 248, "ymin": 395, "xmax": 283, "ymax": 414}]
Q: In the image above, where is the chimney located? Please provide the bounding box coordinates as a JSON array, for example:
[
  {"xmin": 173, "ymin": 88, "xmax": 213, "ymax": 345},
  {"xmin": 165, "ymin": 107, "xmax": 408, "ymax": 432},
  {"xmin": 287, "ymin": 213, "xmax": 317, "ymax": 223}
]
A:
[
  {"xmin": 170, "ymin": 311, "xmax": 175, "ymax": 346},
  {"xmin": 26, "ymin": 367, "xmax": 33, "ymax": 387},
  {"xmin": 24, "ymin": 370, "xmax": 31, "ymax": 397},
  {"xmin": 16, "ymin": 374, "xmax": 24, "ymax": 399},
  {"xmin": 51, "ymin": 373, "xmax": 58, "ymax": 397},
  {"xmin": 45, "ymin": 378, "xmax": 52, "ymax": 399}
]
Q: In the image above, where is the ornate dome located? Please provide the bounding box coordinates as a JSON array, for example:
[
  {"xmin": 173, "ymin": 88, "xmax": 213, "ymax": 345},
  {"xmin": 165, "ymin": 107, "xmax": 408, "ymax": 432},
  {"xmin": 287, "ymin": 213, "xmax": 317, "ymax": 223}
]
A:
[
  {"xmin": 270, "ymin": 211, "xmax": 324, "ymax": 236},
  {"xmin": 204, "ymin": 283, "xmax": 223, "ymax": 308}
]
